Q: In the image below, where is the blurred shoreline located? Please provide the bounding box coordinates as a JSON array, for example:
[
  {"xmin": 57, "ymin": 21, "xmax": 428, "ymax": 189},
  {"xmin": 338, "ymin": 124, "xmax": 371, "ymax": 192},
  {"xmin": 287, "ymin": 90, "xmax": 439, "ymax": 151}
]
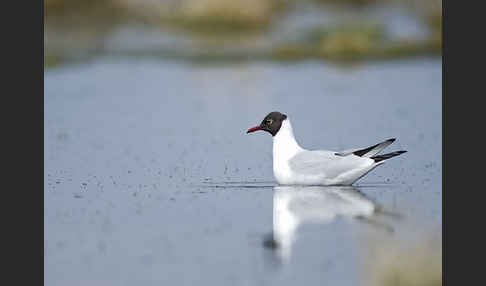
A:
[{"xmin": 44, "ymin": 0, "xmax": 441, "ymax": 69}]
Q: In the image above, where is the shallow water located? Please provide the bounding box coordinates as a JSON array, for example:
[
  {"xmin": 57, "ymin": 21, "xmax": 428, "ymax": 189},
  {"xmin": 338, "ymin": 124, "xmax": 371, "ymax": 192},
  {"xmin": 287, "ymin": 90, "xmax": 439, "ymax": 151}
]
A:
[{"xmin": 44, "ymin": 57, "xmax": 441, "ymax": 286}]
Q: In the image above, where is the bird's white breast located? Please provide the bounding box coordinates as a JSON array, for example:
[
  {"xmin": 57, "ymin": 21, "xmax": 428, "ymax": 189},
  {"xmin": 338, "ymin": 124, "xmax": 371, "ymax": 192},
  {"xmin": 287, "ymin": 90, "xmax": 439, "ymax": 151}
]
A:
[{"xmin": 272, "ymin": 119, "xmax": 303, "ymax": 184}]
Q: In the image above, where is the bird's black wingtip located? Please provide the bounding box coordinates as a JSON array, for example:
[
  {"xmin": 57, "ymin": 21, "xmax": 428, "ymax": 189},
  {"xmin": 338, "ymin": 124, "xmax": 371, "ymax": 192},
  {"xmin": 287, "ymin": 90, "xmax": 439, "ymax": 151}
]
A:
[
  {"xmin": 387, "ymin": 138, "xmax": 396, "ymax": 142},
  {"xmin": 371, "ymin": 150, "xmax": 407, "ymax": 162}
]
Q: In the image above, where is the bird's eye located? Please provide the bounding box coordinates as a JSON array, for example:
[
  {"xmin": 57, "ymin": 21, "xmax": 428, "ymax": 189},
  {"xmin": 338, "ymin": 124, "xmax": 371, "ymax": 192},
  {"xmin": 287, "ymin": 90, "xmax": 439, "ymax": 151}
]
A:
[{"xmin": 266, "ymin": 119, "xmax": 273, "ymax": 125}]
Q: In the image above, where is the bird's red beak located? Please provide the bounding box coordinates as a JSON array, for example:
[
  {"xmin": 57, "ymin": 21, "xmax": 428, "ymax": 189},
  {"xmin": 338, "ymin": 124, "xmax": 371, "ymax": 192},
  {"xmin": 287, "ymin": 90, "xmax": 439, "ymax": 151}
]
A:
[{"xmin": 247, "ymin": 126, "xmax": 262, "ymax": 133}]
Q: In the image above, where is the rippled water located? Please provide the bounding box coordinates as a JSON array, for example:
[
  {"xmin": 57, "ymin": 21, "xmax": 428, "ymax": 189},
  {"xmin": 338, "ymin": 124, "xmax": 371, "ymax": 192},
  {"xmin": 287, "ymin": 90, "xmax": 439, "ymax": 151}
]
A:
[{"xmin": 44, "ymin": 57, "xmax": 441, "ymax": 286}]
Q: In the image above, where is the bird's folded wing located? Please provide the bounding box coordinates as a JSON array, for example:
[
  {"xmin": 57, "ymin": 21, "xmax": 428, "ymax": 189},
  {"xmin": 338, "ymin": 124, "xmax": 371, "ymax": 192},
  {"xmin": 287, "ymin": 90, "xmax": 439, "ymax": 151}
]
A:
[
  {"xmin": 335, "ymin": 138, "xmax": 396, "ymax": 157},
  {"xmin": 289, "ymin": 151, "xmax": 366, "ymax": 178},
  {"xmin": 334, "ymin": 148, "xmax": 360, "ymax": 156}
]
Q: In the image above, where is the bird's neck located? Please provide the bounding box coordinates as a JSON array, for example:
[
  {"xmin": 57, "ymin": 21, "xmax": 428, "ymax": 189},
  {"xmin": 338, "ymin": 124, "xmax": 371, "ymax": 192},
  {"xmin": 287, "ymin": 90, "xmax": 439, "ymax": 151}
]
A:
[{"xmin": 273, "ymin": 119, "xmax": 303, "ymax": 161}]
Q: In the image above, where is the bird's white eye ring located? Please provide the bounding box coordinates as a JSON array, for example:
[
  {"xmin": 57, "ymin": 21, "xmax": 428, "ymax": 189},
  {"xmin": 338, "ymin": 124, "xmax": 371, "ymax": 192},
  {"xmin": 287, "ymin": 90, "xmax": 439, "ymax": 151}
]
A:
[{"xmin": 266, "ymin": 119, "xmax": 273, "ymax": 125}]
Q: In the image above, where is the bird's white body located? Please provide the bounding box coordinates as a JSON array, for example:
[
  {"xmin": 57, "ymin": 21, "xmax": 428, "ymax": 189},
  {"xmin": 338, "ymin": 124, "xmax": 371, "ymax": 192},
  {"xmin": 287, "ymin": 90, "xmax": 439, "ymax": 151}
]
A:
[{"xmin": 273, "ymin": 119, "xmax": 384, "ymax": 186}]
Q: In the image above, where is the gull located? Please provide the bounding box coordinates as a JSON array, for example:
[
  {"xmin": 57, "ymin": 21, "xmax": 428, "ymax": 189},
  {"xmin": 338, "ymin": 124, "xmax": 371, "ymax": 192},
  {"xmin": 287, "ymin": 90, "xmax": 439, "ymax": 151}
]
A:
[{"xmin": 247, "ymin": 111, "xmax": 406, "ymax": 186}]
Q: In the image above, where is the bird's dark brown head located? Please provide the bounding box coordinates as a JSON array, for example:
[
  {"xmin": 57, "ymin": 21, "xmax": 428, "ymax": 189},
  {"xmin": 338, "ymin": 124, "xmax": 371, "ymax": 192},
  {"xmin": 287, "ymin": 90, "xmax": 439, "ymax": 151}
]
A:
[{"xmin": 247, "ymin": 111, "xmax": 288, "ymax": 136}]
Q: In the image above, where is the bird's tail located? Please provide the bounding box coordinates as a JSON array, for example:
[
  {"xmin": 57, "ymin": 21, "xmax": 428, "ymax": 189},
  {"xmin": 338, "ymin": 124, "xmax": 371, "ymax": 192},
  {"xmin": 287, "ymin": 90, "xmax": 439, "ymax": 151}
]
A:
[{"xmin": 371, "ymin": 151, "xmax": 407, "ymax": 162}]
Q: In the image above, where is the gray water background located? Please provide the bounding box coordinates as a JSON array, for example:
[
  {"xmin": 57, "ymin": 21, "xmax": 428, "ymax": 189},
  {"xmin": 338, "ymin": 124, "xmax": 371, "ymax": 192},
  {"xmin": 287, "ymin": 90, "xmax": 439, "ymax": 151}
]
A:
[{"xmin": 44, "ymin": 57, "xmax": 441, "ymax": 286}]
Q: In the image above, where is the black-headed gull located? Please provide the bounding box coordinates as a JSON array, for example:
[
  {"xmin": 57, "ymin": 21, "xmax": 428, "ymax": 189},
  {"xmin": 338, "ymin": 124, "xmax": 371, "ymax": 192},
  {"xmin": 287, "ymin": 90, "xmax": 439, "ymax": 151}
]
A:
[{"xmin": 247, "ymin": 111, "xmax": 406, "ymax": 186}]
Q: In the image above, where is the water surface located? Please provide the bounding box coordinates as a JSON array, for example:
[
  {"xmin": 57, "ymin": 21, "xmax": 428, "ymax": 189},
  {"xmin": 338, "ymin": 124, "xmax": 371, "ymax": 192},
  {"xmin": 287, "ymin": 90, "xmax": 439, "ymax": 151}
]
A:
[{"xmin": 44, "ymin": 57, "xmax": 441, "ymax": 286}]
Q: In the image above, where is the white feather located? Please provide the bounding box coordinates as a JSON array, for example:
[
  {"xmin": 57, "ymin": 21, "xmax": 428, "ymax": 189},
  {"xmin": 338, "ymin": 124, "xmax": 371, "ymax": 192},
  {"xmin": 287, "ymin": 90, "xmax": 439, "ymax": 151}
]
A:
[{"xmin": 272, "ymin": 118, "xmax": 383, "ymax": 186}]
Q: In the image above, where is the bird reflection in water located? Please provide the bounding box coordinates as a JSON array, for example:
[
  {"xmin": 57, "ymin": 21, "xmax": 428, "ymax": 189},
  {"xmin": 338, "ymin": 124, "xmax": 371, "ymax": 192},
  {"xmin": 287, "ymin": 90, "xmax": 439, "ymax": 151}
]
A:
[{"xmin": 263, "ymin": 185, "xmax": 400, "ymax": 263}]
